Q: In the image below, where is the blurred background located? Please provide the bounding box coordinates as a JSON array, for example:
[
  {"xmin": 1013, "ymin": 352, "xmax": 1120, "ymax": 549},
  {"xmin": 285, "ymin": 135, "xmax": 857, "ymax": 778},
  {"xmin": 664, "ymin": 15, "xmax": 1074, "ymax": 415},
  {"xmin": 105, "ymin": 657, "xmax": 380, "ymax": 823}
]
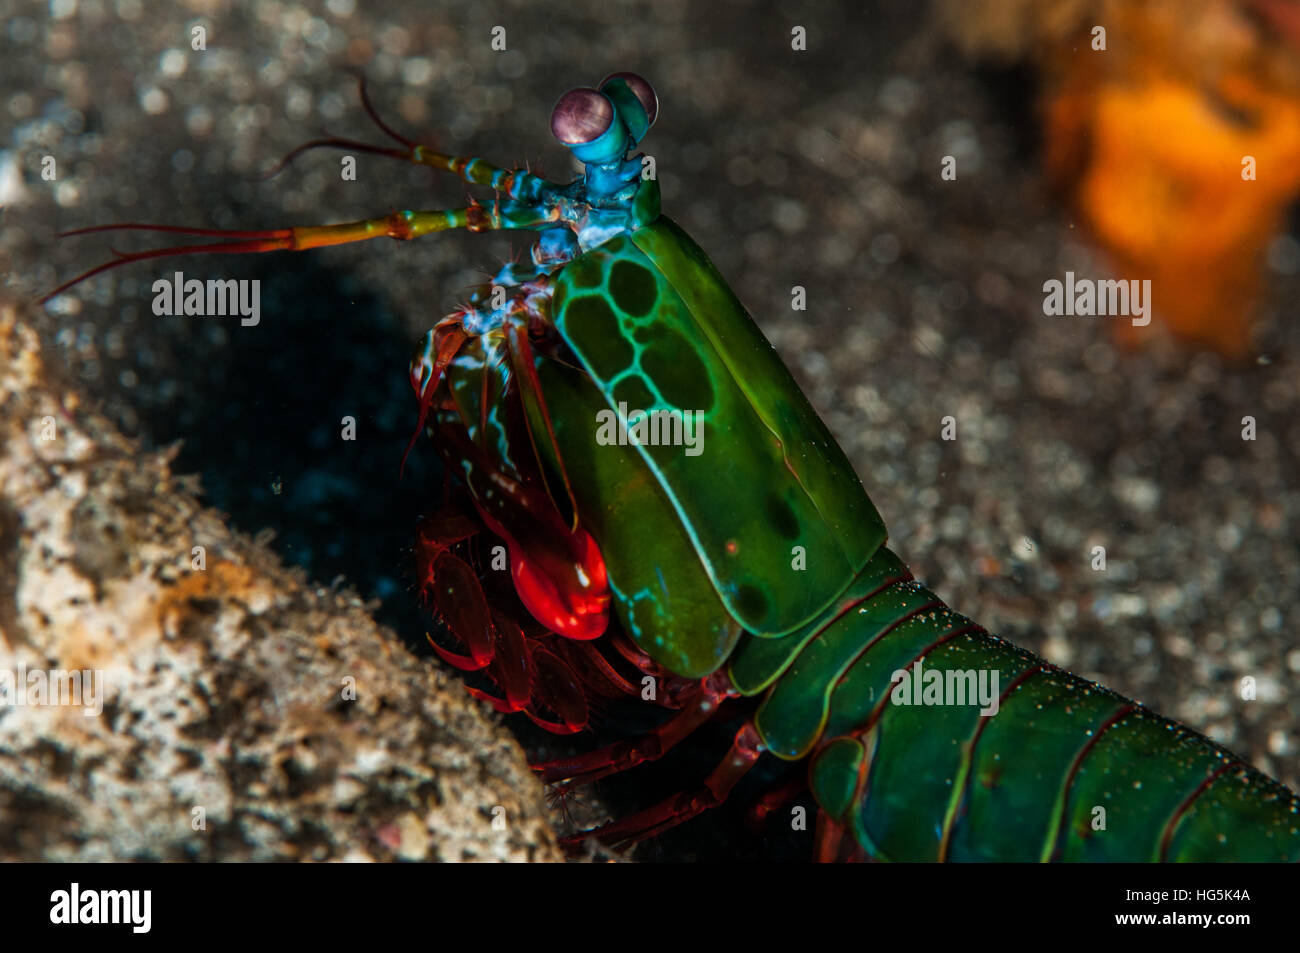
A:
[{"xmin": 2, "ymin": 0, "xmax": 1299, "ymax": 860}]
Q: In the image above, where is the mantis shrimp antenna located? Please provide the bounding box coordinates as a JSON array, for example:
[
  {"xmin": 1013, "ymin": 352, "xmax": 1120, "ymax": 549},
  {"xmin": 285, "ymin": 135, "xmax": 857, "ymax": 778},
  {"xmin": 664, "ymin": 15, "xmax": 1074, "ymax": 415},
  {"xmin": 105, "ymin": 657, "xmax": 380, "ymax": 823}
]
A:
[
  {"xmin": 258, "ymin": 76, "xmax": 551, "ymax": 196},
  {"xmin": 38, "ymin": 206, "xmax": 529, "ymax": 305},
  {"xmin": 40, "ymin": 78, "xmax": 561, "ymax": 306}
]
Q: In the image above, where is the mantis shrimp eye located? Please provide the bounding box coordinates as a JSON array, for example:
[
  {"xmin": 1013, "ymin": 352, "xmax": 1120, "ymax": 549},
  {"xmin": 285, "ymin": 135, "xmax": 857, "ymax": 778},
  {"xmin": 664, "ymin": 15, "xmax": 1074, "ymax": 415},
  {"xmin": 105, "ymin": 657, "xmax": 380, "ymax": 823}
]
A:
[
  {"xmin": 600, "ymin": 72, "xmax": 657, "ymax": 128},
  {"xmin": 550, "ymin": 87, "xmax": 614, "ymax": 145}
]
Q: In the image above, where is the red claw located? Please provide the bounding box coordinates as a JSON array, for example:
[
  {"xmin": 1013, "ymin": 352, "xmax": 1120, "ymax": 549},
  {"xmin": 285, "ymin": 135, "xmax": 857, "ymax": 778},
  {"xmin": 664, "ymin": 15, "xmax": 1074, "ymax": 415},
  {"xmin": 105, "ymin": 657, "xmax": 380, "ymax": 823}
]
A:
[
  {"xmin": 459, "ymin": 464, "xmax": 611, "ymax": 642},
  {"xmin": 415, "ymin": 502, "xmax": 612, "ymax": 736},
  {"xmin": 509, "ymin": 523, "xmax": 609, "ymax": 641},
  {"xmin": 410, "ymin": 305, "xmax": 617, "ymax": 736}
]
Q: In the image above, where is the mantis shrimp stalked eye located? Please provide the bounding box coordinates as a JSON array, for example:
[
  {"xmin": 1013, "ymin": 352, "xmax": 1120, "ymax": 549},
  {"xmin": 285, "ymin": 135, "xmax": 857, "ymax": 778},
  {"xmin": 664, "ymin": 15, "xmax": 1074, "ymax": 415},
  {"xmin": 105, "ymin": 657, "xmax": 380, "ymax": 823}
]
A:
[
  {"xmin": 550, "ymin": 88, "xmax": 616, "ymax": 148},
  {"xmin": 550, "ymin": 73, "xmax": 658, "ymax": 164}
]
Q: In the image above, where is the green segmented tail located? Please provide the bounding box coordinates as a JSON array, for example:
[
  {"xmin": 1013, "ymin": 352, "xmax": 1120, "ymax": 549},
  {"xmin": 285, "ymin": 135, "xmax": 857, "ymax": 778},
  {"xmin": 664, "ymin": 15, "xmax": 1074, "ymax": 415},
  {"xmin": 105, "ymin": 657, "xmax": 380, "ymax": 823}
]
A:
[{"xmin": 730, "ymin": 548, "xmax": 1300, "ymax": 862}]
